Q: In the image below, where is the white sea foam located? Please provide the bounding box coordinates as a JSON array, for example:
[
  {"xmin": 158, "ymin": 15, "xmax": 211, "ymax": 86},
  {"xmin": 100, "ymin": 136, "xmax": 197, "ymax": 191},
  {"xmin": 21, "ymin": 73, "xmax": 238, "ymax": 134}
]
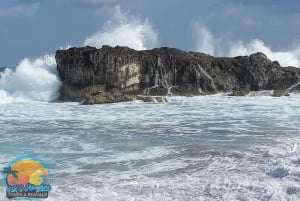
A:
[
  {"xmin": 0, "ymin": 54, "xmax": 61, "ymax": 103},
  {"xmin": 229, "ymin": 39, "xmax": 300, "ymax": 67},
  {"xmin": 0, "ymin": 6, "xmax": 159, "ymax": 104},
  {"xmin": 194, "ymin": 24, "xmax": 300, "ymax": 67},
  {"xmin": 0, "ymin": 95, "xmax": 300, "ymax": 200},
  {"xmin": 84, "ymin": 5, "xmax": 158, "ymax": 50}
]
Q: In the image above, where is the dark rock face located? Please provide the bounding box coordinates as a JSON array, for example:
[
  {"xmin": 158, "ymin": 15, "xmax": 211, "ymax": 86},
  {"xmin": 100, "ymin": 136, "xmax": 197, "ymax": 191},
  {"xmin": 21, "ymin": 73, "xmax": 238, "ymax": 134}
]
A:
[{"xmin": 55, "ymin": 46, "xmax": 300, "ymax": 104}]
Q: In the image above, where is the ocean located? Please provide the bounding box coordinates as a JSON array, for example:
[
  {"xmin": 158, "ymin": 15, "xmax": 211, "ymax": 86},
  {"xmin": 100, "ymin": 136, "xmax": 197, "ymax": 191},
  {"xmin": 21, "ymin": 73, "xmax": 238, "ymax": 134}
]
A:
[
  {"xmin": 0, "ymin": 93, "xmax": 300, "ymax": 200},
  {"xmin": 2, "ymin": 2, "xmax": 300, "ymax": 199}
]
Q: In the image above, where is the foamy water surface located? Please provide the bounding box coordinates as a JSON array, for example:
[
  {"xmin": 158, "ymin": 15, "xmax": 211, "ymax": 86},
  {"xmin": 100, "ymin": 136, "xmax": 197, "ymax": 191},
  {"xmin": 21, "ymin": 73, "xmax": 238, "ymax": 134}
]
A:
[
  {"xmin": 1, "ymin": 3, "xmax": 300, "ymax": 200},
  {"xmin": 0, "ymin": 94, "xmax": 300, "ymax": 201}
]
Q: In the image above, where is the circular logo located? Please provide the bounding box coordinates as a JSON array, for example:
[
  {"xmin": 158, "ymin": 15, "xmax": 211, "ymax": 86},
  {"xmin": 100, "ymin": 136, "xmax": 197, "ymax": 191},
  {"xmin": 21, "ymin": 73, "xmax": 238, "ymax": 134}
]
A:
[{"xmin": 2, "ymin": 155, "xmax": 51, "ymax": 199}]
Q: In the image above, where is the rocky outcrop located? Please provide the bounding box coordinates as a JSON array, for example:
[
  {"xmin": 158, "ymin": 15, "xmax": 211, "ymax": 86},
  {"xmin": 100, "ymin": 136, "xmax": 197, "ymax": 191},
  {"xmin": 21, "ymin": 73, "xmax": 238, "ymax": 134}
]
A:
[{"xmin": 55, "ymin": 46, "xmax": 300, "ymax": 104}]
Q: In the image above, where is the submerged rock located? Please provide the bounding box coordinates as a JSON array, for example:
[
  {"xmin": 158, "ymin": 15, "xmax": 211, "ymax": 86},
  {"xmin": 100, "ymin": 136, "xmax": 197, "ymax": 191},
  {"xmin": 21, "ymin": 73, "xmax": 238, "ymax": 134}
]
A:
[
  {"xmin": 82, "ymin": 89, "xmax": 134, "ymax": 105},
  {"xmin": 231, "ymin": 86, "xmax": 251, "ymax": 96},
  {"xmin": 273, "ymin": 88, "xmax": 290, "ymax": 97},
  {"xmin": 55, "ymin": 46, "xmax": 300, "ymax": 104},
  {"xmin": 136, "ymin": 95, "xmax": 168, "ymax": 102},
  {"xmin": 266, "ymin": 167, "xmax": 289, "ymax": 179},
  {"xmin": 247, "ymin": 90, "xmax": 274, "ymax": 97}
]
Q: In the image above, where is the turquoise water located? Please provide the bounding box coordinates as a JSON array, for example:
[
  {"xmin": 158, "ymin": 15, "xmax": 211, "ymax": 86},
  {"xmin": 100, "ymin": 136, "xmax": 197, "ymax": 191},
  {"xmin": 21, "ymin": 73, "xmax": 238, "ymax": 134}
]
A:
[{"xmin": 0, "ymin": 94, "xmax": 300, "ymax": 200}]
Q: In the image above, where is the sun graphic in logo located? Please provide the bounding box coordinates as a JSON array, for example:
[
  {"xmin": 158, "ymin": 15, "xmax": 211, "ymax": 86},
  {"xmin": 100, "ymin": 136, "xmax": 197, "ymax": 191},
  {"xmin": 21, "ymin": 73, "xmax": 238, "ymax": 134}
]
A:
[
  {"xmin": 3, "ymin": 156, "xmax": 50, "ymax": 187},
  {"xmin": 2, "ymin": 155, "xmax": 51, "ymax": 199}
]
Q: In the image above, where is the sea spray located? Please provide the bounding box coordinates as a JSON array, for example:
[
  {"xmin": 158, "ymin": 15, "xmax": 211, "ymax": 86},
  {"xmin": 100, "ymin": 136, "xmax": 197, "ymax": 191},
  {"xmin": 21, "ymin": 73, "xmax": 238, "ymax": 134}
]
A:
[
  {"xmin": 228, "ymin": 39, "xmax": 300, "ymax": 67},
  {"xmin": 0, "ymin": 54, "xmax": 61, "ymax": 103},
  {"xmin": 194, "ymin": 24, "xmax": 300, "ymax": 68},
  {"xmin": 0, "ymin": 6, "xmax": 159, "ymax": 104},
  {"xmin": 84, "ymin": 6, "xmax": 158, "ymax": 50}
]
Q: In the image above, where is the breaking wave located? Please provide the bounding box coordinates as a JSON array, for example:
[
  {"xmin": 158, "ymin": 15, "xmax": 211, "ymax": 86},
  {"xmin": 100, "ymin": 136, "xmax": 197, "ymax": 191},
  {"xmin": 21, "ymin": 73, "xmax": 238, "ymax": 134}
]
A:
[
  {"xmin": 0, "ymin": 54, "xmax": 61, "ymax": 103},
  {"xmin": 0, "ymin": 6, "xmax": 158, "ymax": 104}
]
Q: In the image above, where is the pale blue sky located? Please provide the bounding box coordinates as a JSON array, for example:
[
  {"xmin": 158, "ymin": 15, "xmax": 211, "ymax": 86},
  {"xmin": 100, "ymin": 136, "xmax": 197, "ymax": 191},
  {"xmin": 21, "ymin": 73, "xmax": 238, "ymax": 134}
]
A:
[{"xmin": 1, "ymin": 0, "xmax": 300, "ymax": 66}]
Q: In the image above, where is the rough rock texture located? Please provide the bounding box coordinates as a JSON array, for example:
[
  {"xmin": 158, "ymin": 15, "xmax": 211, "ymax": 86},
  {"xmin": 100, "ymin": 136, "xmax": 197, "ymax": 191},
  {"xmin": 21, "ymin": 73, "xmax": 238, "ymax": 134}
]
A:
[
  {"xmin": 231, "ymin": 86, "xmax": 251, "ymax": 96},
  {"xmin": 55, "ymin": 46, "xmax": 300, "ymax": 104},
  {"xmin": 273, "ymin": 88, "xmax": 290, "ymax": 97}
]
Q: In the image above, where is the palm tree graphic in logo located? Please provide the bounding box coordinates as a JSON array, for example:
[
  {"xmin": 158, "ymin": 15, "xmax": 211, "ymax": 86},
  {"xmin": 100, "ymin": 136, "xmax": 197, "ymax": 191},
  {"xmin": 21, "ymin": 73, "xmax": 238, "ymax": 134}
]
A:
[{"xmin": 2, "ymin": 166, "xmax": 18, "ymax": 186}]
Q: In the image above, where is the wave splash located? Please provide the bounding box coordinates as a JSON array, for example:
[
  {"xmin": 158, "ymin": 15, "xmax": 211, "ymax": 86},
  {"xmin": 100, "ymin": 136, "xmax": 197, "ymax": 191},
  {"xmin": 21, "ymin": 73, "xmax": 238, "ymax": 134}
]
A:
[
  {"xmin": 0, "ymin": 6, "xmax": 159, "ymax": 104},
  {"xmin": 0, "ymin": 54, "xmax": 61, "ymax": 103},
  {"xmin": 195, "ymin": 23, "xmax": 300, "ymax": 67},
  {"xmin": 229, "ymin": 39, "xmax": 300, "ymax": 67},
  {"xmin": 84, "ymin": 6, "xmax": 158, "ymax": 50}
]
